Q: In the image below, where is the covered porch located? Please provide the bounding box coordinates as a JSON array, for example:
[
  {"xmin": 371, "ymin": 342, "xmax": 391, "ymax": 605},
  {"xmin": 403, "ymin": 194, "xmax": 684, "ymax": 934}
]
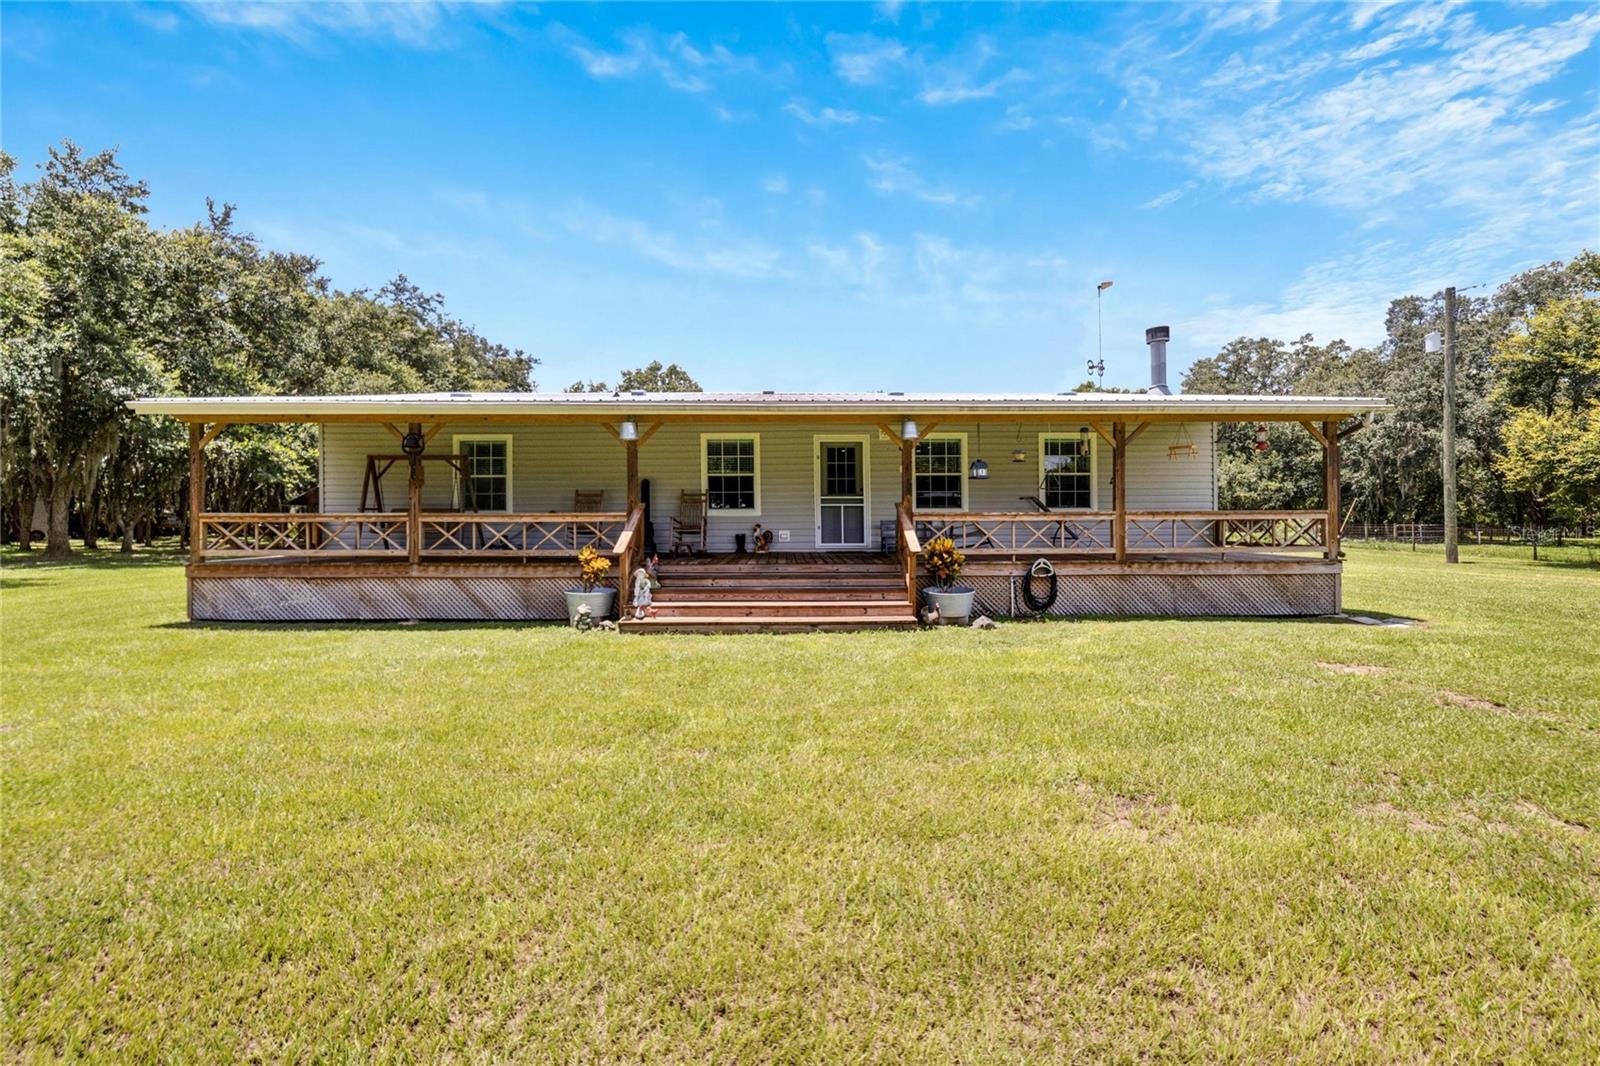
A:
[{"xmin": 132, "ymin": 390, "xmax": 1385, "ymax": 624}]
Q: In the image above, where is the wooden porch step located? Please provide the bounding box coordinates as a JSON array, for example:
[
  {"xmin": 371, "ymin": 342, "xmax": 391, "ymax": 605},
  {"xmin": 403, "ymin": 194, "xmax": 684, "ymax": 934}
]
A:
[
  {"xmin": 647, "ymin": 600, "xmax": 914, "ymax": 618},
  {"xmin": 619, "ymin": 614, "xmax": 917, "ymax": 634},
  {"xmin": 653, "ymin": 587, "xmax": 907, "ymax": 602}
]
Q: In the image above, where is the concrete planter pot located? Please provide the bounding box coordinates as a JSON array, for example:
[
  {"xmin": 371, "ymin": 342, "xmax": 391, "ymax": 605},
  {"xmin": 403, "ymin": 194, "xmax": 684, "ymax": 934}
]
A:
[
  {"xmin": 565, "ymin": 588, "xmax": 617, "ymax": 625},
  {"xmin": 923, "ymin": 586, "xmax": 976, "ymax": 625}
]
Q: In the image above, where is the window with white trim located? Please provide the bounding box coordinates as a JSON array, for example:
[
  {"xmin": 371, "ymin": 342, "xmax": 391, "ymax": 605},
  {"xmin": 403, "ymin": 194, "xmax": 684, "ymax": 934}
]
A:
[
  {"xmin": 1039, "ymin": 434, "xmax": 1095, "ymax": 509},
  {"xmin": 454, "ymin": 435, "xmax": 512, "ymax": 512},
  {"xmin": 702, "ymin": 434, "xmax": 760, "ymax": 513},
  {"xmin": 914, "ymin": 436, "xmax": 965, "ymax": 511}
]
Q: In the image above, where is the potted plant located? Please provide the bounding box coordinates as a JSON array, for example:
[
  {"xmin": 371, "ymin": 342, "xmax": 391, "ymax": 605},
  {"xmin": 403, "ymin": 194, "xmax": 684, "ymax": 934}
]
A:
[
  {"xmin": 921, "ymin": 534, "xmax": 975, "ymax": 625},
  {"xmin": 565, "ymin": 545, "xmax": 616, "ymax": 624}
]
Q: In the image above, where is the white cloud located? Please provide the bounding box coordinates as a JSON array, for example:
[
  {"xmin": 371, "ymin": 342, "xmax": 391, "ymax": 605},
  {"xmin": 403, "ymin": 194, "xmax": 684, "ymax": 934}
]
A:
[
  {"xmin": 1141, "ymin": 183, "xmax": 1196, "ymax": 210},
  {"xmin": 184, "ymin": 1, "xmax": 488, "ymax": 48},
  {"xmin": 558, "ymin": 205, "xmax": 781, "ymax": 279},
  {"xmin": 783, "ymin": 101, "xmax": 871, "ymax": 127},
  {"xmin": 826, "ymin": 33, "xmax": 908, "ymax": 85},
  {"xmin": 550, "ymin": 25, "xmax": 758, "ymax": 94},
  {"xmin": 762, "ymin": 175, "xmax": 790, "ymax": 195},
  {"xmin": 863, "ymin": 153, "xmax": 979, "ymax": 208}
]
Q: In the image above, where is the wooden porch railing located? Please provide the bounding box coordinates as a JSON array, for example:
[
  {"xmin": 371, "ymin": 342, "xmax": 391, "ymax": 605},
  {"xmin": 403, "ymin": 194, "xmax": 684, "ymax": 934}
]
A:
[
  {"xmin": 895, "ymin": 501, "xmax": 921, "ymax": 608},
  {"xmin": 913, "ymin": 510, "xmax": 1327, "ymax": 556},
  {"xmin": 195, "ymin": 511, "xmax": 631, "ymax": 560},
  {"xmin": 613, "ymin": 503, "xmax": 644, "ymax": 612},
  {"xmin": 199, "ymin": 513, "xmax": 409, "ymax": 557},
  {"xmin": 417, "ymin": 512, "xmax": 628, "ymax": 556}
]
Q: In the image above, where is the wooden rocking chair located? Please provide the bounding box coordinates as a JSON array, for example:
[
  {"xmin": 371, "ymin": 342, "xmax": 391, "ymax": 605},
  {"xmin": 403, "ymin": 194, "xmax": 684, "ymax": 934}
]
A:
[
  {"xmin": 573, "ymin": 490, "xmax": 605, "ymax": 513},
  {"xmin": 670, "ymin": 491, "xmax": 708, "ymax": 555}
]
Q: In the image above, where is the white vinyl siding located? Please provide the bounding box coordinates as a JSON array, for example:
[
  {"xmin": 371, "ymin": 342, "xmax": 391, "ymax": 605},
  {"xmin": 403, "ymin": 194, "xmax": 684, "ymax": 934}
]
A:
[{"xmin": 317, "ymin": 419, "xmax": 1215, "ymax": 551}]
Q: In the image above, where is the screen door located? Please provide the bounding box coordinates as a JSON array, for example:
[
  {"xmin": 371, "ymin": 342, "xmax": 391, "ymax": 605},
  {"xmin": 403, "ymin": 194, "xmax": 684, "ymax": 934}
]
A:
[{"xmin": 818, "ymin": 442, "xmax": 866, "ymax": 547}]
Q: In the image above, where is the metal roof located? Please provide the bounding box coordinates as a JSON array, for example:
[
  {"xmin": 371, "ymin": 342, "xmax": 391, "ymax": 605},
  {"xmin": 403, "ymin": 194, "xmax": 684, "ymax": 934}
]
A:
[{"xmin": 129, "ymin": 390, "xmax": 1392, "ymax": 420}]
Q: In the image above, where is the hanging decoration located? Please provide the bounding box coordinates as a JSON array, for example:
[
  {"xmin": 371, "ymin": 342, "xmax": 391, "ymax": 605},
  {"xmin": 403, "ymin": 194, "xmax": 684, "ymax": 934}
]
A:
[
  {"xmin": 1010, "ymin": 423, "xmax": 1027, "ymax": 463},
  {"xmin": 1167, "ymin": 422, "xmax": 1198, "ymax": 461},
  {"xmin": 969, "ymin": 423, "xmax": 989, "ymax": 480},
  {"xmin": 1254, "ymin": 423, "xmax": 1271, "ymax": 452}
]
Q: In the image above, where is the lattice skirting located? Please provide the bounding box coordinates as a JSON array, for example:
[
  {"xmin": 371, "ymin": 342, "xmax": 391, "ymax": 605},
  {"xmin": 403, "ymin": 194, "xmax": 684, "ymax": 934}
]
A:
[
  {"xmin": 920, "ymin": 571, "xmax": 1339, "ymax": 618},
  {"xmin": 190, "ymin": 576, "xmax": 602, "ymax": 622}
]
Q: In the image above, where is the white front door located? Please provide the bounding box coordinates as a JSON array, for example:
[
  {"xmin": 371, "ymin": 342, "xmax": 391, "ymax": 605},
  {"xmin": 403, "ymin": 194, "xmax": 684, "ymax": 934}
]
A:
[{"xmin": 816, "ymin": 439, "xmax": 868, "ymax": 548}]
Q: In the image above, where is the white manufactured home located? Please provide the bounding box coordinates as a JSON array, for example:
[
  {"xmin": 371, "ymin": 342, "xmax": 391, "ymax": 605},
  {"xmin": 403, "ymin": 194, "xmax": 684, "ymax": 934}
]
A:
[{"xmin": 133, "ymin": 358, "xmax": 1388, "ymax": 631}]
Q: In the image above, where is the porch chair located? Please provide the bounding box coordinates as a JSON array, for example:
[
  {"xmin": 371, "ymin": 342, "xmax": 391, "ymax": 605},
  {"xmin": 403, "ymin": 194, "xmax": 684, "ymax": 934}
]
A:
[
  {"xmin": 573, "ymin": 490, "xmax": 605, "ymax": 513},
  {"xmin": 670, "ymin": 491, "xmax": 708, "ymax": 555}
]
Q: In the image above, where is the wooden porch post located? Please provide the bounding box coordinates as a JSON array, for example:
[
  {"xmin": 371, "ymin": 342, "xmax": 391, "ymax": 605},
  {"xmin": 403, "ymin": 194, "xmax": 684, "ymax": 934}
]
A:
[
  {"xmin": 1112, "ymin": 421, "xmax": 1127, "ymax": 562},
  {"xmin": 188, "ymin": 423, "xmax": 205, "ymax": 565},
  {"xmin": 406, "ymin": 422, "xmax": 422, "ymax": 566},
  {"xmin": 900, "ymin": 435, "xmax": 914, "ymax": 512},
  {"xmin": 1324, "ymin": 418, "xmax": 1341, "ymax": 561}
]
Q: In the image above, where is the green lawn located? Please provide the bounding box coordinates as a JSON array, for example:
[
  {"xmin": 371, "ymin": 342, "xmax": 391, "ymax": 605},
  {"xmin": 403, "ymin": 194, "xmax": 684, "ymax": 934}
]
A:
[{"xmin": 3, "ymin": 545, "xmax": 1597, "ymax": 1061}]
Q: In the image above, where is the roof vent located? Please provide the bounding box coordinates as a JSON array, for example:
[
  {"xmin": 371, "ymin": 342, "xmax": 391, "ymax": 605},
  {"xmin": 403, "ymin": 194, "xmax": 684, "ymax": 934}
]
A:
[
  {"xmin": 762, "ymin": 389, "xmax": 775, "ymax": 395},
  {"xmin": 449, "ymin": 392, "xmax": 470, "ymax": 399},
  {"xmin": 631, "ymin": 390, "xmax": 646, "ymax": 397},
  {"xmin": 888, "ymin": 390, "xmax": 905, "ymax": 396},
  {"xmin": 1145, "ymin": 326, "xmax": 1172, "ymax": 396}
]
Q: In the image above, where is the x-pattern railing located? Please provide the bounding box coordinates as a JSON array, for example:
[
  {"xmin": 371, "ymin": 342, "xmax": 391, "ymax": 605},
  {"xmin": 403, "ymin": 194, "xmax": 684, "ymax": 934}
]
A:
[
  {"xmin": 417, "ymin": 513, "xmax": 628, "ymax": 556},
  {"xmin": 912, "ymin": 510, "xmax": 1326, "ymax": 555},
  {"xmin": 200, "ymin": 513, "xmax": 408, "ymax": 556},
  {"xmin": 916, "ymin": 512, "xmax": 1116, "ymax": 554}
]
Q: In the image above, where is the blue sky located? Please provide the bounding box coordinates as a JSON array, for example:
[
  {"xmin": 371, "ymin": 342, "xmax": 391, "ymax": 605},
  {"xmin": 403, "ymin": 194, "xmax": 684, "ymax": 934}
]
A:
[{"xmin": 4, "ymin": 1, "xmax": 1598, "ymax": 392}]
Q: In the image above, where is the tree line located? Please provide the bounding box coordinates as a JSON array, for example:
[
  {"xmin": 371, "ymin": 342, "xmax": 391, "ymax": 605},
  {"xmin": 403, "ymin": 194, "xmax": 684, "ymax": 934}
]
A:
[
  {"xmin": 1181, "ymin": 252, "xmax": 1598, "ymax": 533},
  {"xmin": 2, "ymin": 140, "xmax": 1593, "ymax": 557}
]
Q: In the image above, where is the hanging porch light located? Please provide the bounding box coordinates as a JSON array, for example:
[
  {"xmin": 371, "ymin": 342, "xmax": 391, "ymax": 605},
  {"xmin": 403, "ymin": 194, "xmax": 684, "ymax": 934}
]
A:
[
  {"xmin": 969, "ymin": 424, "xmax": 989, "ymax": 479},
  {"xmin": 619, "ymin": 419, "xmax": 639, "ymax": 441},
  {"xmin": 901, "ymin": 418, "xmax": 919, "ymax": 441}
]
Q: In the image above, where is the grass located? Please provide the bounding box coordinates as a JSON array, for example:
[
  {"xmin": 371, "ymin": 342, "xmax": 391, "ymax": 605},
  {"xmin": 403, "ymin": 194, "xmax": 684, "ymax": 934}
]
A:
[{"xmin": 3, "ymin": 544, "xmax": 1597, "ymax": 1061}]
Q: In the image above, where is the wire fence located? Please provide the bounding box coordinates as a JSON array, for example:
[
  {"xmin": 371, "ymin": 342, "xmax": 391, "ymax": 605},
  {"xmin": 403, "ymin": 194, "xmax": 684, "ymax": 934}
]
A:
[{"xmin": 1345, "ymin": 522, "xmax": 1596, "ymax": 554}]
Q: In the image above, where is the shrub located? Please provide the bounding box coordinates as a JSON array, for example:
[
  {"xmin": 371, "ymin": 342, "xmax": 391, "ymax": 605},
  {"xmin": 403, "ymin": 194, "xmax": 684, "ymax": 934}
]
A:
[
  {"xmin": 578, "ymin": 545, "xmax": 612, "ymax": 591},
  {"xmin": 921, "ymin": 535, "xmax": 966, "ymax": 589}
]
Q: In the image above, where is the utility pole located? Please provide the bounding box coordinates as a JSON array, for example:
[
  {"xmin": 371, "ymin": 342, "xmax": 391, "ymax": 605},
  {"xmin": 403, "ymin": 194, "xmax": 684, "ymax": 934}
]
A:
[
  {"xmin": 1096, "ymin": 280, "xmax": 1113, "ymax": 370},
  {"xmin": 1442, "ymin": 286, "xmax": 1459, "ymax": 564}
]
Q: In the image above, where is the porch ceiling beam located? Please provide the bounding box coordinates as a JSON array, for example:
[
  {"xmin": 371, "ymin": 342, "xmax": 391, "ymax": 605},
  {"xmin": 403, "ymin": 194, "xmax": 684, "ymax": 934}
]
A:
[
  {"xmin": 1124, "ymin": 421, "xmax": 1151, "ymax": 446},
  {"xmin": 423, "ymin": 423, "xmax": 446, "ymax": 444},
  {"xmin": 1337, "ymin": 416, "xmax": 1371, "ymax": 440},
  {"xmin": 1083, "ymin": 421, "xmax": 1116, "ymax": 448},
  {"xmin": 382, "ymin": 422, "xmax": 404, "ymax": 441},
  {"xmin": 600, "ymin": 423, "xmax": 622, "ymax": 441},
  {"xmin": 636, "ymin": 422, "xmax": 663, "ymax": 446}
]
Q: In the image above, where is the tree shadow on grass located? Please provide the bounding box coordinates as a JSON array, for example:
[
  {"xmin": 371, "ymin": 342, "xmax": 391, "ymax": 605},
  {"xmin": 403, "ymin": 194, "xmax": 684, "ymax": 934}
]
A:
[{"xmin": 2, "ymin": 545, "xmax": 186, "ymax": 570}]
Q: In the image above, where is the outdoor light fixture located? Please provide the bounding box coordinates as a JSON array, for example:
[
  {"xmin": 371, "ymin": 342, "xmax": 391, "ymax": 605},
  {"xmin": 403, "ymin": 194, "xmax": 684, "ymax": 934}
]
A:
[
  {"xmin": 901, "ymin": 419, "xmax": 919, "ymax": 441},
  {"xmin": 619, "ymin": 419, "xmax": 639, "ymax": 441},
  {"xmin": 400, "ymin": 427, "xmax": 425, "ymax": 460},
  {"xmin": 1425, "ymin": 331, "xmax": 1443, "ymax": 354}
]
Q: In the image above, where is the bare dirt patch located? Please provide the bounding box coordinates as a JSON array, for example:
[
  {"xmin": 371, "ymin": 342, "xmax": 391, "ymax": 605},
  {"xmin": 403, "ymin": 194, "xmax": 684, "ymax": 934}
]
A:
[
  {"xmin": 1440, "ymin": 689, "xmax": 1508, "ymax": 711},
  {"xmin": 1358, "ymin": 802, "xmax": 1442, "ymax": 832},
  {"xmin": 1318, "ymin": 661, "xmax": 1388, "ymax": 676},
  {"xmin": 1516, "ymin": 801, "xmax": 1591, "ymax": 835},
  {"xmin": 1092, "ymin": 793, "xmax": 1185, "ymax": 839}
]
